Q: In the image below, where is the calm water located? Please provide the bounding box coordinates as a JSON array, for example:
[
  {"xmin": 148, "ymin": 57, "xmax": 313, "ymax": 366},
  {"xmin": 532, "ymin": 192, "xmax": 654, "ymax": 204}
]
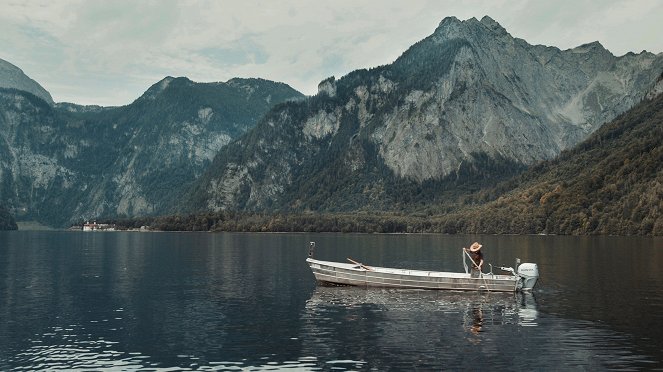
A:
[{"xmin": 1, "ymin": 231, "xmax": 662, "ymax": 370}]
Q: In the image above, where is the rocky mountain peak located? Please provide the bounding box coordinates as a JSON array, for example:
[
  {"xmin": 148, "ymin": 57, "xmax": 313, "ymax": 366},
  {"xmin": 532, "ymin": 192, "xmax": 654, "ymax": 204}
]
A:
[
  {"xmin": 570, "ymin": 41, "xmax": 611, "ymax": 55},
  {"xmin": 435, "ymin": 16, "xmax": 511, "ymax": 40},
  {"xmin": 646, "ymin": 72, "xmax": 663, "ymax": 99},
  {"xmin": 433, "ymin": 16, "xmax": 466, "ymax": 40},
  {"xmin": 317, "ymin": 76, "xmax": 337, "ymax": 97},
  {"xmin": 479, "ymin": 15, "xmax": 503, "ymax": 30},
  {"xmin": 190, "ymin": 16, "xmax": 663, "ymax": 213},
  {"xmin": 141, "ymin": 76, "xmax": 190, "ymax": 100},
  {"xmin": 0, "ymin": 58, "xmax": 54, "ymax": 105},
  {"xmin": 432, "ymin": 15, "xmax": 514, "ymax": 48},
  {"xmin": 436, "ymin": 16, "xmax": 461, "ymax": 27}
]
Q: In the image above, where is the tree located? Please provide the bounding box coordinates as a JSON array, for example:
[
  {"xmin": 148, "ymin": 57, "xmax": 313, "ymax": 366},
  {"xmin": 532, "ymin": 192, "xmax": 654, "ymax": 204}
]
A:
[{"xmin": 0, "ymin": 204, "xmax": 18, "ymax": 230}]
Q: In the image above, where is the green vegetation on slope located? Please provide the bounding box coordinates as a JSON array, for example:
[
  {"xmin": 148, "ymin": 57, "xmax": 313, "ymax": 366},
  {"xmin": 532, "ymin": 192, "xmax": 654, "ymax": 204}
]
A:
[
  {"xmin": 445, "ymin": 92, "xmax": 663, "ymax": 235},
  {"xmin": 0, "ymin": 204, "xmax": 18, "ymax": 230}
]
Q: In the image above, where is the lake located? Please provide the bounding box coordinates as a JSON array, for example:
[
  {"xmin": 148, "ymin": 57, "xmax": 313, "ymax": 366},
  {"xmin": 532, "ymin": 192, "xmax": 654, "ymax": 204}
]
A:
[{"xmin": 1, "ymin": 231, "xmax": 662, "ymax": 370}]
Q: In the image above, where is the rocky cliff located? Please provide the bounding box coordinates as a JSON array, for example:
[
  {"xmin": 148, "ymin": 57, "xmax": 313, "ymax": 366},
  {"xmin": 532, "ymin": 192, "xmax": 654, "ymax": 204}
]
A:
[
  {"xmin": 3, "ymin": 16, "xmax": 663, "ymax": 225},
  {"xmin": 191, "ymin": 16, "xmax": 663, "ymax": 213},
  {"xmin": 0, "ymin": 77, "xmax": 303, "ymax": 226},
  {"xmin": 443, "ymin": 84, "xmax": 663, "ymax": 235}
]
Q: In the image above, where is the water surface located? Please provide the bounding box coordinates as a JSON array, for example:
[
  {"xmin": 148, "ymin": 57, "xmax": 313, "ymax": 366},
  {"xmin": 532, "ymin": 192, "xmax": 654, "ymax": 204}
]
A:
[{"xmin": 0, "ymin": 231, "xmax": 661, "ymax": 370}]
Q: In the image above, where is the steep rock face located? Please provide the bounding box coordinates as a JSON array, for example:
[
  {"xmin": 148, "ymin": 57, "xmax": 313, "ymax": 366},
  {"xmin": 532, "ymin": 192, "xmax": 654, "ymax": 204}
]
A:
[
  {"xmin": 646, "ymin": 72, "xmax": 663, "ymax": 99},
  {"xmin": 375, "ymin": 16, "xmax": 662, "ymax": 181},
  {"xmin": 0, "ymin": 58, "xmax": 54, "ymax": 105},
  {"xmin": 0, "ymin": 90, "xmax": 86, "ymax": 224},
  {"xmin": 0, "ymin": 76, "xmax": 303, "ymax": 226},
  {"xmin": 194, "ymin": 16, "xmax": 663, "ymax": 212},
  {"xmin": 449, "ymin": 89, "xmax": 663, "ymax": 235}
]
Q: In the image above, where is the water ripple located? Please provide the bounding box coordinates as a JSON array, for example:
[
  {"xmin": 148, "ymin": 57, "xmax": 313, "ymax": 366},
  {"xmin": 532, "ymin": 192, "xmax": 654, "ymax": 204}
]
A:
[{"xmin": 2, "ymin": 232, "xmax": 663, "ymax": 370}]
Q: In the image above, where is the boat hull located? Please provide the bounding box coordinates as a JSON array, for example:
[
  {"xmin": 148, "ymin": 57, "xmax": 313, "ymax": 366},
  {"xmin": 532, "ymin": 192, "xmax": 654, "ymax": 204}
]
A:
[{"xmin": 307, "ymin": 258, "xmax": 521, "ymax": 292}]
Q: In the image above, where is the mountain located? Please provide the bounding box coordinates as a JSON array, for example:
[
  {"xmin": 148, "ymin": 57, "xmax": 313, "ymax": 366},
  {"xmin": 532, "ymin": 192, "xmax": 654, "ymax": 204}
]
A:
[
  {"xmin": 3, "ymin": 16, "xmax": 662, "ymax": 228},
  {"xmin": 187, "ymin": 16, "xmax": 663, "ymax": 213},
  {"xmin": 0, "ymin": 58, "xmax": 54, "ymax": 105},
  {"xmin": 441, "ymin": 79, "xmax": 663, "ymax": 235},
  {"xmin": 0, "ymin": 77, "xmax": 304, "ymax": 226}
]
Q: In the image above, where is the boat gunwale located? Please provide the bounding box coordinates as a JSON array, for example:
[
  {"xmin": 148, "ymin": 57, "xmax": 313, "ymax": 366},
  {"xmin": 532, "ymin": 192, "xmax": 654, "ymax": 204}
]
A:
[{"xmin": 306, "ymin": 257, "xmax": 520, "ymax": 292}]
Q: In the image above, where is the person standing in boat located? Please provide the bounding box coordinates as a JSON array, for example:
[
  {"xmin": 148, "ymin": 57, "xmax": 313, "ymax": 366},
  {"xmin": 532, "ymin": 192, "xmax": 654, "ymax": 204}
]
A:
[{"xmin": 466, "ymin": 242, "xmax": 484, "ymax": 278}]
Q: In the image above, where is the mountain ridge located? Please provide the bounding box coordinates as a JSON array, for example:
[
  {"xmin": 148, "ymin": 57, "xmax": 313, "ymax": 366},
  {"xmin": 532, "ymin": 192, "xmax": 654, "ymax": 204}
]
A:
[
  {"xmin": 0, "ymin": 76, "xmax": 304, "ymax": 226},
  {"xmin": 443, "ymin": 87, "xmax": 663, "ymax": 235},
  {"xmin": 2, "ymin": 16, "xmax": 663, "ymax": 230},
  {"xmin": 127, "ymin": 86, "xmax": 663, "ymax": 236},
  {"xmin": 187, "ymin": 16, "xmax": 663, "ymax": 214},
  {"xmin": 0, "ymin": 58, "xmax": 54, "ymax": 105}
]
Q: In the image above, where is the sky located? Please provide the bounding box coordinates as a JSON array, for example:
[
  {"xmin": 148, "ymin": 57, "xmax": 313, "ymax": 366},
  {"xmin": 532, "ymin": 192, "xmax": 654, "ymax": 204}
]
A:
[{"xmin": 2, "ymin": 0, "xmax": 662, "ymax": 106}]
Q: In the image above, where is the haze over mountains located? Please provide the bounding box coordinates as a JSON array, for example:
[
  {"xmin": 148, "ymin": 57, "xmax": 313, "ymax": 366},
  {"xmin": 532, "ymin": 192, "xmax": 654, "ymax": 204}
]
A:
[{"xmin": 1, "ymin": 16, "xmax": 662, "ymax": 233}]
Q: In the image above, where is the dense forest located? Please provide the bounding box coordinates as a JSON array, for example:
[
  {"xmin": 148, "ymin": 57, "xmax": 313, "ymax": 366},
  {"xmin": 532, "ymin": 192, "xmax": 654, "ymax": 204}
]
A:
[
  {"xmin": 447, "ymin": 91, "xmax": 663, "ymax": 235},
  {"xmin": 0, "ymin": 204, "xmax": 17, "ymax": 230}
]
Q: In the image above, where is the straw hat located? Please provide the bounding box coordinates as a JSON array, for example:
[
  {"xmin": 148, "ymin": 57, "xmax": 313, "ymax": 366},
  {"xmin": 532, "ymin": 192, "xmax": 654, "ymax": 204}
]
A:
[{"xmin": 469, "ymin": 242, "xmax": 482, "ymax": 252}]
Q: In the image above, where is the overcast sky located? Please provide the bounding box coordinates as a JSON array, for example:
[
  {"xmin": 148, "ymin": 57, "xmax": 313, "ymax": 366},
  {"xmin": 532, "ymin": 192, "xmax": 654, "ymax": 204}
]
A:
[{"xmin": 2, "ymin": 0, "xmax": 662, "ymax": 106}]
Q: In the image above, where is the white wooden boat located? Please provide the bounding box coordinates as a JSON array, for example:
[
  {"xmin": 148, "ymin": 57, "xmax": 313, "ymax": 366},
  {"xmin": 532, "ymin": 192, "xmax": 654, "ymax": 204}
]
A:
[{"xmin": 306, "ymin": 242, "xmax": 538, "ymax": 292}]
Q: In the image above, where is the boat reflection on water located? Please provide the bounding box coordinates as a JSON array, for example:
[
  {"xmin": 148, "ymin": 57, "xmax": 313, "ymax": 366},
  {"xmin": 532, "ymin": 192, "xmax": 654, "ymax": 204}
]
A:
[
  {"xmin": 463, "ymin": 289, "xmax": 538, "ymax": 341},
  {"xmin": 300, "ymin": 286, "xmax": 539, "ymax": 366},
  {"xmin": 305, "ymin": 286, "xmax": 538, "ymax": 326},
  {"xmin": 517, "ymin": 288, "xmax": 539, "ymax": 325}
]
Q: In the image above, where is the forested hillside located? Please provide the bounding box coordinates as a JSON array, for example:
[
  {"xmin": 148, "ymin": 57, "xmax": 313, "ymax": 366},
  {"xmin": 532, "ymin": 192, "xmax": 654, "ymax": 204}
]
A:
[
  {"xmin": 0, "ymin": 204, "xmax": 17, "ymax": 230},
  {"xmin": 444, "ymin": 90, "xmax": 663, "ymax": 235},
  {"xmin": 113, "ymin": 88, "xmax": 663, "ymax": 236}
]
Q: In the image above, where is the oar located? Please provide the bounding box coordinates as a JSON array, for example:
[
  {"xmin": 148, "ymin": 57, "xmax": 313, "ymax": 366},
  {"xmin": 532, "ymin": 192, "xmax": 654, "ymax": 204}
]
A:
[
  {"xmin": 470, "ymin": 260, "xmax": 491, "ymax": 293},
  {"xmin": 480, "ymin": 270, "xmax": 491, "ymax": 293},
  {"xmin": 347, "ymin": 257, "xmax": 373, "ymax": 271}
]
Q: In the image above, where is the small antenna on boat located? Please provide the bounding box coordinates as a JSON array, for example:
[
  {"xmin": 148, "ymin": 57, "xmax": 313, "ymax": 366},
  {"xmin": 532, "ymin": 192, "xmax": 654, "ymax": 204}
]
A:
[{"xmin": 308, "ymin": 242, "xmax": 315, "ymax": 257}]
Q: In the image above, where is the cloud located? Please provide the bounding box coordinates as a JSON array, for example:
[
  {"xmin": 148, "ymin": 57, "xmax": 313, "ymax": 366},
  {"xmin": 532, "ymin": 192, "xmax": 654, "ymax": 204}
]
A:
[{"xmin": 1, "ymin": 0, "xmax": 662, "ymax": 106}]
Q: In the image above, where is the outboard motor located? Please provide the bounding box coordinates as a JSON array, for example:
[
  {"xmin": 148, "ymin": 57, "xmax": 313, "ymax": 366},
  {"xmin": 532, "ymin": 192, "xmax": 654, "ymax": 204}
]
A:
[{"xmin": 517, "ymin": 263, "xmax": 539, "ymax": 290}]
